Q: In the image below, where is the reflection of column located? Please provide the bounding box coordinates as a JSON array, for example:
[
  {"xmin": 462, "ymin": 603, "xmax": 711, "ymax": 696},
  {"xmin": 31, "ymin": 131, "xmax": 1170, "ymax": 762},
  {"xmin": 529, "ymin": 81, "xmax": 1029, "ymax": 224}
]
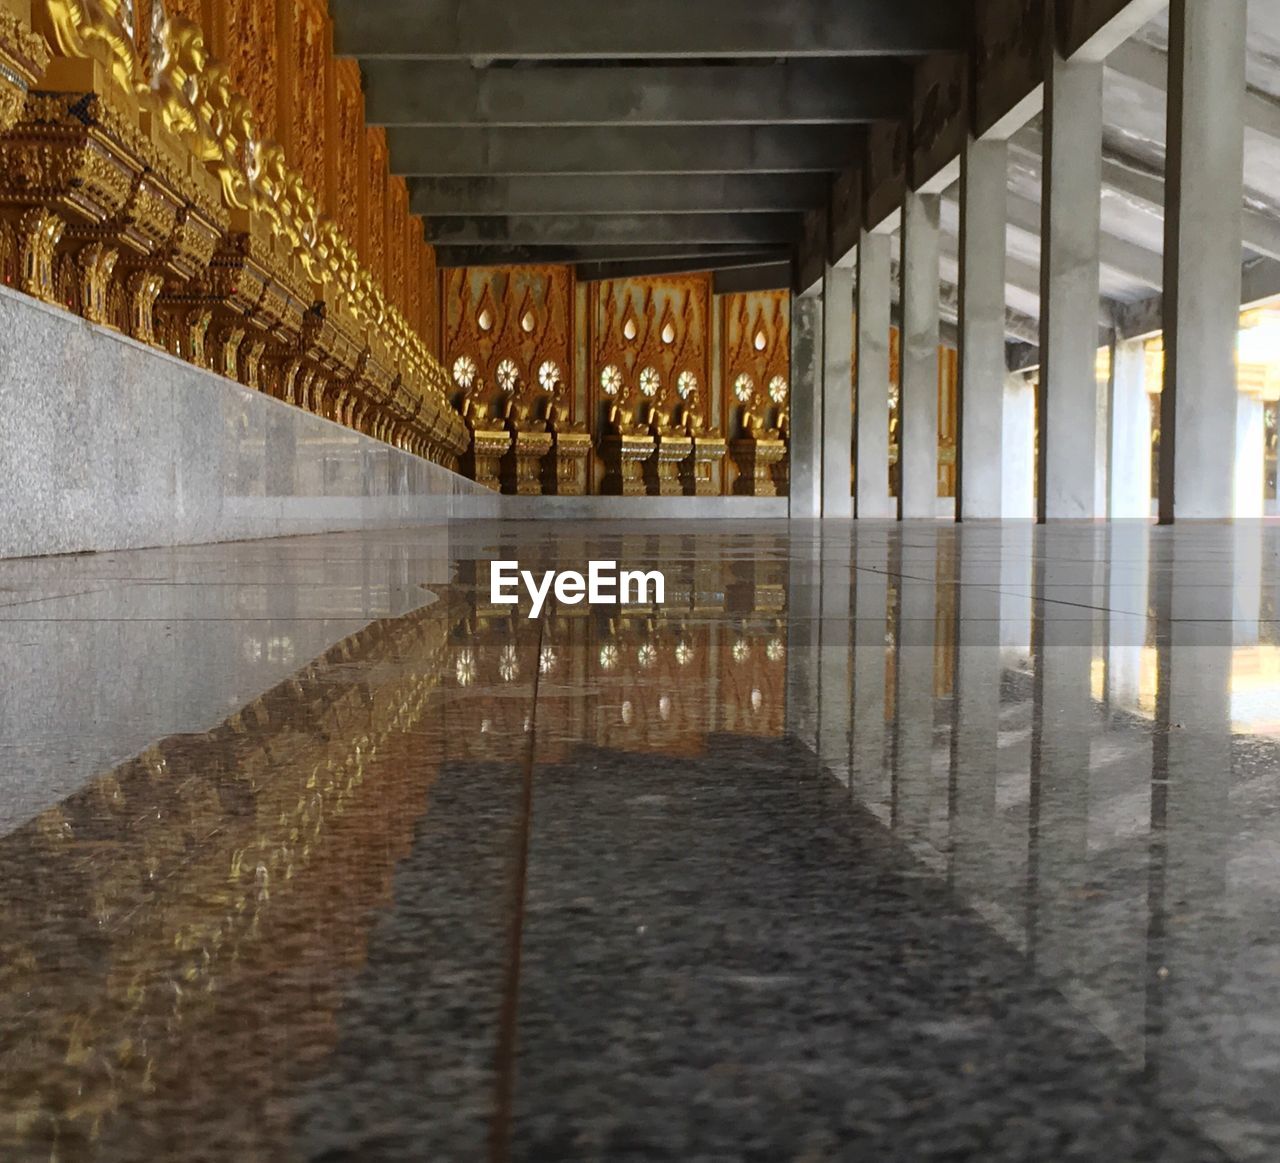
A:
[
  {"xmin": 1232, "ymin": 521, "xmax": 1263, "ymax": 648},
  {"xmin": 855, "ymin": 232, "xmax": 894, "ymax": 519},
  {"xmin": 891, "ymin": 525, "xmax": 938, "ymax": 839},
  {"xmin": 1105, "ymin": 522, "xmax": 1151, "ymax": 715},
  {"xmin": 821, "ymin": 265, "xmax": 854, "ymax": 518},
  {"xmin": 788, "ymin": 292, "xmax": 824, "ymax": 519},
  {"xmin": 999, "ymin": 521, "xmax": 1034, "ymax": 667},
  {"xmin": 851, "ymin": 535, "xmax": 890, "ymax": 812},
  {"xmin": 817, "ymin": 528, "xmax": 853, "ymax": 782},
  {"xmin": 1149, "ymin": 530, "xmax": 1234, "ymax": 1079},
  {"xmin": 1029, "ymin": 529, "xmax": 1100, "ymax": 977},
  {"xmin": 899, "ymin": 192, "xmax": 941, "ymax": 520},
  {"xmin": 785, "ymin": 532, "xmax": 822, "ymax": 750},
  {"xmin": 1002, "ymin": 374, "xmax": 1036, "ymax": 521},
  {"xmin": 951, "ymin": 526, "xmax": 1002, "ymax": 897}
]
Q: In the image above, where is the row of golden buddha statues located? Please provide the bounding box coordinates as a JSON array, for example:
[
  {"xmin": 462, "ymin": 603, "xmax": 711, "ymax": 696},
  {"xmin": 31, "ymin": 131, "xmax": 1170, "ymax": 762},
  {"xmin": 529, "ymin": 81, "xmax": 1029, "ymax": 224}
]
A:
[
  {"xmin": 445, "ymin": 276, "xmax": 794, "ymax": 497},
  {"xmin": 0, "ymin": 0, "xmax": 467, "ymax": 468}
]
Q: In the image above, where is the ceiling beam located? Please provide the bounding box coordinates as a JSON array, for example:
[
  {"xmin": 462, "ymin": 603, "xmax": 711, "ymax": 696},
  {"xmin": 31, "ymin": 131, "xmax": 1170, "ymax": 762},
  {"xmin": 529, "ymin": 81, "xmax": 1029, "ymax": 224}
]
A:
[
  {"xmin": 434, "ymin": 243, "xmax": 783, "ymax": 267},
  {"xmin": 364, "ymin": 60, "xmax": 908, "ymax": 127},
  {"xmin": 1107, "ymin": 39, "xmax": 1280, "ymax": 144},
  {"xmin": 712, "ymin": 262, "xmax": 793, "ymax": 294},
  {"xmin": 388, "ymin": 125, "xmax": 863, "ymax": 176},
  {"xmin": 411, "ymin": 174, "xmax": 829, "ymax": 217},
  {"xmin": 574, "ymin": 253, "xmax": 789, "ymax": 283},
  {"xmin": 424, "ymin": 213, "xmax": 802, "ymax": 247},
  {"xmin": 391, "ymin": 125, "xmax": 860, "ymax": 176},
  {"xmin": 1015, "ymin": 129, "xmax": 1280, "ymax": 262},
  {"xmin": 331, "ymin": 0, "xmax": 966, "ymax": 58}
]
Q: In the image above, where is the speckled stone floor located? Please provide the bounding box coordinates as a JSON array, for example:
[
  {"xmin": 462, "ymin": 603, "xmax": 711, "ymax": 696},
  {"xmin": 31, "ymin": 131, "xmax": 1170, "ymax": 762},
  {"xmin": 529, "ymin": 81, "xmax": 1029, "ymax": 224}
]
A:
[{"xmin": 0, "ymin": 520, "xmax": 1278, "ymax": 1161}]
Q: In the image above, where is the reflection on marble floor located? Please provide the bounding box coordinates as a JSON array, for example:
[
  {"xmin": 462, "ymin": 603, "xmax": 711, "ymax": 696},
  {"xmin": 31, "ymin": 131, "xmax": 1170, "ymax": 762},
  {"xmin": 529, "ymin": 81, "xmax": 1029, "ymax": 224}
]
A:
[{"xmin": 0, "ymin": 521, "xmax": 1278, "ymax": 1160}]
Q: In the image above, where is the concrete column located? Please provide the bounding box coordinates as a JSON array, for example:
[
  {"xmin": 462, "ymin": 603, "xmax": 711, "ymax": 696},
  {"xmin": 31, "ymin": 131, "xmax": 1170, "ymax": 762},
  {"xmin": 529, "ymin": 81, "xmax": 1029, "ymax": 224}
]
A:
[
  {"xmin": 1038, "ymin": 56, "xmax": 1104, "ymax": 521},
  {"xmin": 1235, "ymin": 394, "xmax": 1266, "ymax": 520},
  {"xmin": 788, "ymin": 291, "xmax": 824, "ymax": 519},
  {"xmin": 855, "ymin": 231, "xmax": 894, "ymax": 518},
  {"xmin": 899, "ymin": 191, "xmax": 941, "ymax": 520},
  {"xmin": 1159, "ymin": 0, "xmax": 1247, "ymax": 522},
  {"xmin": 1108, "ymin": 338, "xmax": 1152, "ymax": 519},
  {"xmin": 1002, "ymin": 373, "xmax": 1036, "ymax": 520},
  {"xmin": 821, "ymin": 264, "xmax": 855, "ymax": 518},
  {"xmin": 957, "ymin": 137, "xmax": 1008, "ymax": 521}
]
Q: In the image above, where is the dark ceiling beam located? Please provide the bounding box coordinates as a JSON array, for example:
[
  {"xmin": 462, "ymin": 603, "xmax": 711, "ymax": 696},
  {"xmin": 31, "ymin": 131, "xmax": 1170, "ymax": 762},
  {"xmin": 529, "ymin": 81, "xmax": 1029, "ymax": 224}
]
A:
[
  {"xmin": 363, "ymin": 60, "xmax": 908, "ymax": 128},
  {"xmin": 435, "ymin": 243, "xmax": 785, "ymax": 268},
  {"xmin": 574, "ymin": 251, "xmax": 789, "ymax": 282},
  {"xmin": 712, "ymin": 262, "xmax": 793, "ymax": 294},
  {"xmin": 425, "ymin": 213, "xmax": 803, "ymax": 247},
  {"xmin": 332, "ymin": 0, "xmax": 966, "ymax": 59},
  {"xmin": 388, "ymin": 125, "xmax": 863, "ymax": 176},
  {"xmin": 411, "ymin": 174, "xmax": 829, "ymax": 217}
]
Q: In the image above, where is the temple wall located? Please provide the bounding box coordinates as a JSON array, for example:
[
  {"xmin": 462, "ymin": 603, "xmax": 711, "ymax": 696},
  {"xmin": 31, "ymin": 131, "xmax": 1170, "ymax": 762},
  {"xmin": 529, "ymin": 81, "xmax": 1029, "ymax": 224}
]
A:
[{"xmin": 0, "ymin": 285, "xmax": 495, "ymax": 559}]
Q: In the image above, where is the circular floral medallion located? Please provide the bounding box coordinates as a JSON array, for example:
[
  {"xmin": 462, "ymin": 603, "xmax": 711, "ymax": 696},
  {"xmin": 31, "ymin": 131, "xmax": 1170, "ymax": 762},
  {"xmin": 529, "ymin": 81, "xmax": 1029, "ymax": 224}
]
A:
[
  {"xmin": 768, "ymin": 375, "xmax": 789, "ymax": 404},
  {"xmin": 676, "ymin": 370, "xmax": 698, "ymax": 399},
  {"xmin": 600, "ymin": 364, "xmax": 623, "ymax": 396},
  {"xmin": 733, "ymin": 373, "xmax": 755, "ymax": 403},
  {"xmin": 538, "ymin": 360, "xmax": 561, "ymax": 391},
  {"xmin": 455, "ymin": 648, "xmax": 475, "ymax": 687},
  {"xmin": 599, "ymin": 642, "xmax": 619, "ymax": 670},
  {"xmin": 496, "ymin": 358, "xmax": 520, "ymax": 393},
  {"xmin": 732, "ymin": 638, "xmax": 752, "ymax": 663},
  {"xmin": 499, "ymin": 643, "xmax": 519, "ymax": 682},
  {"xmin": 637, "ymin": 642, "xmax": 657, "ymax": 668},
  {"xmin": 639, "ymin": 366, "xmax": 661, "ymax": 397},
  {"xmin": 674, "ymin": 641, "xmax": 694, "ymax": 666},
  {"xmin": 766, "ymin": 637, "xmax": 785, "ymax": 662},
  {"xmin": 452, "ymin": 354, "xmax": 477, "ymax": 390},
  {"xmin": 539, "ymin": 645, "xmax": 557, "ymax": 675}
]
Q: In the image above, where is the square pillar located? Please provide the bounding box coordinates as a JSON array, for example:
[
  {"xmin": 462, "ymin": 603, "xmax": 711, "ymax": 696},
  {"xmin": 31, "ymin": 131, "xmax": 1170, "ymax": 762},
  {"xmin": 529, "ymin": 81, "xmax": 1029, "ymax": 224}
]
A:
[
  {"xmin": 957, "ymin": 138, "xmax": 1008, "ymax": 521},
  {"xmin": 788, "ymin": 291, "xmax": 824, "ymax": 519},
  {"xmin": 1002, "ymin": 373, "xmax": 1037, "ymax": 520},
  {"xmin": 1159, "ymin": 0, "xmax": 1247, "ymax": 522},
  {"xmin": 899, "ymin": 191, "xmax": 941, "ymax": 520},
  {"xmin": 855, "ymin": 231, "xmax": 894, "ymax": 519},
  {"xmin": 1038, "ymin": 56, "xmax": 1104, "ymax": 521},
  {"xmin": 821, "ymin": 264, "xmax": 855, "ymax": 518},
  {"xmin": 1108, "ymin": 338, "xmax": 1152, "ymax": 519}
]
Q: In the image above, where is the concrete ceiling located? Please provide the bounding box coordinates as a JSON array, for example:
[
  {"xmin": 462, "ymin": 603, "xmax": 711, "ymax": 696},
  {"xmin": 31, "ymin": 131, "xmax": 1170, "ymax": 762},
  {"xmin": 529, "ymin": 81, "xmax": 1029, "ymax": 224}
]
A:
[{"xmin": 328, "ymin": 0, "xmax": 1280, "ymax": 343}]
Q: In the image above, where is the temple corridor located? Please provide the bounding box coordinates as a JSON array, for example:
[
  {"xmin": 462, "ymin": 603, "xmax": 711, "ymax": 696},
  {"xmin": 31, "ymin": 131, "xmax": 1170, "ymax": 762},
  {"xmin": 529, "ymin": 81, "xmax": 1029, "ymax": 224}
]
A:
[{"xmin": 1, "ymin": 521, "xmax": 1278, "ymax": 1160}]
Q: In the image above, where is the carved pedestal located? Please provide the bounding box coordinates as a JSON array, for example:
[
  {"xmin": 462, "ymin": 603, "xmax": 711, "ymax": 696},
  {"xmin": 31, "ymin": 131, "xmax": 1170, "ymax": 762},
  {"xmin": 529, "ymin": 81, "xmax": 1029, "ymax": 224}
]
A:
[
  {"xmin": 500, "ymin": 430, "xmax": 553, "ymax": 495},
  {"xmin": 543, "ymin": 431, "xmax": 591, "ymax": 495},
  {"xmin": 465, "ymin": 427, "xmax": 511, "ymax": 492},
  {"xmin": 600, "ymin": 433, "xmax": 656, "ymax": 496},
  {"xmin": 644, "ymin": 432, "xmax": 693, "ymax": 497},
  {"xmin": 730, "ymin": 437, "xmax": 787, "ymax": 497},
  {"xmin": 681, "ymin": 434, "xmax": 727, "ymax": 496}
]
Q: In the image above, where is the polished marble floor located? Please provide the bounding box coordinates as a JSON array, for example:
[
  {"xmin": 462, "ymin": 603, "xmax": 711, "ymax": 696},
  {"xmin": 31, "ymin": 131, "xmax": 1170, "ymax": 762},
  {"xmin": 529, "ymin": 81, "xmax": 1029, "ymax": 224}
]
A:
[{"xmin": 0, "ymin": 520, "xmax": 1278, "ymax": 1160}]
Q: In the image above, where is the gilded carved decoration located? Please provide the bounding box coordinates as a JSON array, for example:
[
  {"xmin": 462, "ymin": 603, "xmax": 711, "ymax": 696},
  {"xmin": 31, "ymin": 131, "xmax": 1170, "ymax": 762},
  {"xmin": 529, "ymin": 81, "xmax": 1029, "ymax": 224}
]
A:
[
  {"xmin": 330, "ymin": 57, "xmax": 360, "ymax": 240},
  {"xmin": 443, "ymin": 264, "xmax": 576, "ymax": 494},
  {"xmin": 0, "ymin": 7, "xmax": 50, "ymax": 132},
  {"xmin": 361, "ymin": 124, "xmax": 387, "ymax": 283},
  {"xmin": 724, "ymin": 291, "xmax": 789, "ymax": 497},
  {"xmin": 0, "ymin": 0, "xmax": 465, "ymax": 471}
]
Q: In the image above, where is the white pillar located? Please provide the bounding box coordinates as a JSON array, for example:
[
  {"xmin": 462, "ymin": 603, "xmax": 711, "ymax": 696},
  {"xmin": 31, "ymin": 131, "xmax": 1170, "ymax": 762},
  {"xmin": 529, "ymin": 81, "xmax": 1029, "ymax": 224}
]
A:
[
  {"xmin": 1235, "ymin": 394, "xmax": 1266, "ymax": 520},
  {"xmin": 1038, "ymin": 56, "xmax": 1104, "ymax": 521},
  {"xmin": 1002, "ymin": 373, "xmax": 1036, "ymax": 520},
  {"xmin": 855, "ymin": 232, "xmax": 894, "ymax": 518},
  {"xmin": 1109, "ymin": 338, "xmax": 1152, "ymax": 519},
  {"xmin": 788, "ymin": 291, "xmax": 824, "ymax": 519},
  {"xmin": 822, "ymin": 264, "xmax": 854, "ymax": 518},
  {"xmin": 1159, "ymin": 0, "xmax": 1247, "ymax": 521},
  {"xmin": 899, "ymin": 191, "xmax": 941, "ymax": 520},
  {"xmin": 957, "ymin": 138, "xmax": 1008, "ymax": 521}
]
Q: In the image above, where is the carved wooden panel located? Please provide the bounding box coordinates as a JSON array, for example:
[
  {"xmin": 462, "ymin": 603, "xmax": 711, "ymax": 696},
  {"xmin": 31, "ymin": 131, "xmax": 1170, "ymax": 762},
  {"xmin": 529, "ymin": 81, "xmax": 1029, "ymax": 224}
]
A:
[
  {"xmin": 421, "ymin": 240, "xmax": 438, "ymax": 354},
  {"xmin": 589, "ymin": 274, "xmax": 710, "ymax": 437},
  {"xmin": 282, "ymin": 0, "xmax": 329, "ymax": 197},
  {"xmin": 721, "ymin": 291, "xmax": 789, "ymax": 440},
  {"xmin": 441, "ymin": 265, "xmax": 573, "ymax": 419},
  {"xmin": 330, "ymin": 58, "xmax": 362, "ymax": 240},
  {"xmin": 361, "ymin": 125, "xmax": 389, "ymax": 286},
  {"xmin": 223, "ymin": 0, "xmax": 277, "ymax": 142},
  {"xmin": 387, "ymin": 174, "xmax": 409, "ymax": 314}
]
